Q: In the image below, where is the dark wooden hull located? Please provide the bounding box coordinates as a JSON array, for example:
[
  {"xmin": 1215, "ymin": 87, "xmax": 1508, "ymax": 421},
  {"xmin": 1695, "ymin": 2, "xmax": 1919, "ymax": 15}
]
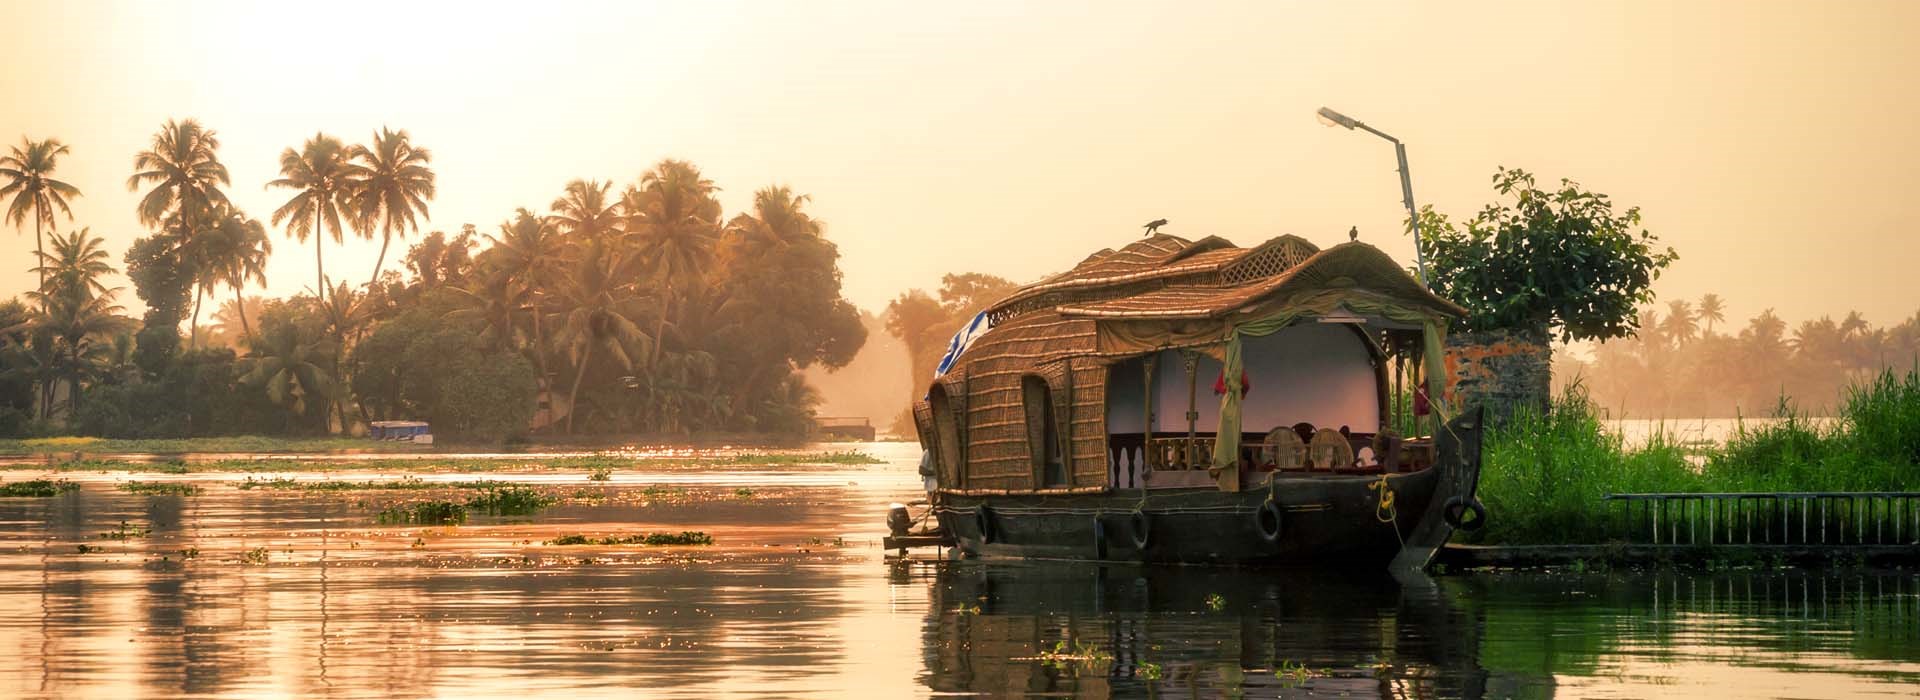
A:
[
  {"xmin": 935, "ymin": 470, "xmax": 1435, "ymax": 567},
  {"xmin": 932, "ymin": 408, "xmax": 1486, "ymax": 570}
]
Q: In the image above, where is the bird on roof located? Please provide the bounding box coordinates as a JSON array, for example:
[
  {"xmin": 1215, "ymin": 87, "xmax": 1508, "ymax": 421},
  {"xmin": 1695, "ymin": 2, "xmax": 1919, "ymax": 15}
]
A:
[
  {"xmin": 1143, "ymin": 219, "xmax": 1168, "ymax": 236},
  {"xmin": 1349, "ymin": 226, "xmax": 1359, "ymax": 242}
]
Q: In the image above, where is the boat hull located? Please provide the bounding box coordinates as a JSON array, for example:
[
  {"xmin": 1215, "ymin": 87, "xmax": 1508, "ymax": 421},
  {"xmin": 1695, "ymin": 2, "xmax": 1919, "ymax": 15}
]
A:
[{"xmin": 935, "ymin": 469, "xmax": 1437, "ymax": 567}]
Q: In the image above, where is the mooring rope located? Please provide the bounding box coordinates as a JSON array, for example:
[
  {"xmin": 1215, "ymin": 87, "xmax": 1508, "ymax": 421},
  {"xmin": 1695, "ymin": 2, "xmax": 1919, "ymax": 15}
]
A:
[{"xmin": 1367, "ymin": 472, "xmax": 1405, "ymax": 548}]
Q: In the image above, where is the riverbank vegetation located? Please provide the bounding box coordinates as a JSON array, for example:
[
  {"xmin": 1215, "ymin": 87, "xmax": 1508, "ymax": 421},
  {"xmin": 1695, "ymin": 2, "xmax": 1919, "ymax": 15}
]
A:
[
  {"xmin": 0, "ymin": 122, "xmax": 865, "ymax": 443},
  {"xmin": 1471, "ymin": 368, "xmax": 1920, "ymax": 546}
]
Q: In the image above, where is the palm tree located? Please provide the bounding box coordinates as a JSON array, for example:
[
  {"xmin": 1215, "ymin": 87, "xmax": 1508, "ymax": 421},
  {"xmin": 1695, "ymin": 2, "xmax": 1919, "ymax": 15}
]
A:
[
  {"xmin": 22, "ymin": 231, "xmax": 129, "ymax": 418},
  {"xmin": 547, "ymin": 179, "xmax": 622, "ymax": 248},
  {"xmin": 267, "ymin": 134, "xmax": 353, "ymax": 305},
  {"xmin": 550, "ymin": 241, "xmax": 652, "ymax": 433},
  {"xmin": 29, "ymin": 228, "xmax": 115, "ymax": 303},
  {"xmin": 1661, "ymin": 299, "xmax": 1698, "ymax": 346},
  {"xmin": 481, "ymin": 208, "xmax": 566, "ymax": 383},
  {"xmin": 0, "ymin": 137, "xmax": 81, "ymax": 288},
  {"xmin": 1698, "ymin": 293, "xmax": 1726, "ymax": 336},
  {"xmin": 242, "ymin": 319, "xmax": 337, "ymax": 428},
  {"xmin": 32, "ymin": 292, "xmax": 130, "ymax": 418},
  {"xmin": 196, "ymin": 205, "xmax": 271, "ymax": 347},
  {"xmin": 127, "ymin": 119, "xmax": 229, "ymax": 232},
  {"xmin": 626, "ymin": 160, "xmax": 721, "ymax": 363},
  {"xmin": 346, "ymin": 127, "xmax": 435, "ymax": 288}
]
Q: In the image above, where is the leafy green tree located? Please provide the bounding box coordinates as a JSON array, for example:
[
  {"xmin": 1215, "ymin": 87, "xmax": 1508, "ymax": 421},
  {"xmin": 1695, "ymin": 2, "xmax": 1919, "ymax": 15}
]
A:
[
  {"xmin": 347, "ymin": 127, "xmax": 435, "ymax": 288},
  {"xmin": 268, "ymin": 133, "xmax": 353, "ymax": 305},
  {"xmin": 1417, "ymin": 167, "xmax": 1677, "ymax": 343},
  {"xmin": 124, "ymin": 232, "xmax": 195, "ymax": 375},
  {"xmin": 711, "ymin": 186, "xmax": 865, "ymax": 430},
  {"xmin": 0, "ymin": 137, "xmax": 81, "ymax": 288}
]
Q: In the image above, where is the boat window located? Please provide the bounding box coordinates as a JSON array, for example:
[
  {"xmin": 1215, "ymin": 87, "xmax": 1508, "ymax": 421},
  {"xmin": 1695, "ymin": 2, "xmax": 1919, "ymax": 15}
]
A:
[
  {"xmin": 1022, "ymin": 376, "xmax": 1067, "ymax": 488},
  {"xmin": 928, "ymin": 385, "xmax": 962, "ymax": 487}
]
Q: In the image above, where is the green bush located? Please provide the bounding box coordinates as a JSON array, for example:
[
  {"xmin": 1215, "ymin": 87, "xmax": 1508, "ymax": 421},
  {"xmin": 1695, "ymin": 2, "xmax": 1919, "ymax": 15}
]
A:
[{"xmin": 1474, "ymin": 367, "xmax": 1920, "ymax": 545}]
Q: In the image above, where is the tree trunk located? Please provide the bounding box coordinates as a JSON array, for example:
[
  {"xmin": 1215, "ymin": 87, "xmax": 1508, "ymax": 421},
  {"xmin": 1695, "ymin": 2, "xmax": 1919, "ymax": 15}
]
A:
[
  {"xmin": 531, "ymin": 306, "xmax": 551, "ymax": 431},
  {"xmin": 566, "ymin": 344, "xmax": 594, "ymax": 435},
  {"xmin": 190, "ymin": 284, "xmax": 204, "ymax": 349},
  {"xmin": 368, "ymin": 225, "xmax": 392, "ymax": 290},
  {"xmin": 32, "ymin": 214, "xmax": 44, "ymax": 291},
  {"xmin": 314, "ymin": 208, "xmax": 328, "ymax": 306},
  {"xmin": 233, "ymin": 285, "xmax": 255, "ymax": 350}
]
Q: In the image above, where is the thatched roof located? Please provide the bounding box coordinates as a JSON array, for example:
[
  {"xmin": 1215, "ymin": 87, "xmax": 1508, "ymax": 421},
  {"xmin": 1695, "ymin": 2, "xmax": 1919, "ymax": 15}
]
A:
[{"xmin": 982, "ymin": 233, "xmax": 1463, "ymax": 326}]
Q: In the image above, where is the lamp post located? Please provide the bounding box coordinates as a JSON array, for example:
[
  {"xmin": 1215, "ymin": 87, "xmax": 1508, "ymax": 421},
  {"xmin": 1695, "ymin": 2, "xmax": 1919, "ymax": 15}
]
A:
[{"xmin": 1317, "ymin": 107, "xmax": 1430, "ymax": 289}]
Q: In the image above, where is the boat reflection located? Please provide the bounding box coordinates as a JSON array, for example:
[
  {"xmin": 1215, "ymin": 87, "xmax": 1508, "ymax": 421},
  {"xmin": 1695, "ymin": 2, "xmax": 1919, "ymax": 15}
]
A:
[{"xmin": 910, "ymin": 561, "xmax": 1486, "ymax": 698}]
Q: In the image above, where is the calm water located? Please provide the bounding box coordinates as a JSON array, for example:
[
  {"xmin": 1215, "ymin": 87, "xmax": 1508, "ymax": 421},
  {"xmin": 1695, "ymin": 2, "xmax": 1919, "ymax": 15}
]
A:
[{"xmin": 0, "ymin": 442, "xmax": 1916, "ymax": 699}]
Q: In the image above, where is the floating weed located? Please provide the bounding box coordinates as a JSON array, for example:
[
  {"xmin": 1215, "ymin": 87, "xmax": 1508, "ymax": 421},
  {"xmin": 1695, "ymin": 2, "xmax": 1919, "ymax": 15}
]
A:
[
  {"xmin": 178, "ymin": 547, "xmax": 200, "ymax": 560},
  {"xmin": 1275, "ymin": 659, "xmax": 1329, "ymax": 686},
  {"xmin": 98, "ymin": 520, "xmax": 151, "ymax": 540},
  {"xmin": 466, "ymin": 486, "xmax": 556, "ymax": 515},
  {"xmin": 1028, "ymin": 639, "xmax": 1114, "ymax": 671},
  {"xmin": 241, "ymin": 547, "xmax": 270, "ymax": 565},
  {"xmin": 734, "ymin": 487, "xmax": 757, "ymax": 500},
  {"xmin": 545, "ymin": 531, "xmax": 713, "ymax": 546},
  {"xmin": 588, "ymin": 468, "xmax": 612, "ymax": 482},
  {"xmin": 1138, "ymin": 661, "xmax": 1163, "ymax": 681},
  {"xmin": 0, "ymin": 479, "xmax": 79, "ymax": 497},
  {"xmin": 118, "ymin": 481, "xmax": 202, "ymax": 496},
  {"xmin": 377, "ymin": 500, "xmax": 468, "ymax": 525},
  {"xmin": 1204, "ymin": 593, "xmax": 1226, "ymax": 612},
  {"xmin": 75, "ymin": 544, "xmax": 101, "ymax": 554}
]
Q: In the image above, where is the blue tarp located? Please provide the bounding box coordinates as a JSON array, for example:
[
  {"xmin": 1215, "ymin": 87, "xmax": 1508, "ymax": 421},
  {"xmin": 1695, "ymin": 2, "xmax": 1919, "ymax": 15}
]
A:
[{"xmin": 934, "ymin": 311, "xmax": 992, "ymax": 380}]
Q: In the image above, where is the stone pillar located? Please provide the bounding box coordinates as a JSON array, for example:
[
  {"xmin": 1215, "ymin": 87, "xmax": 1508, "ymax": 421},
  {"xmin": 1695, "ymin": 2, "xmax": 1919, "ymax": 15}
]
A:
[{"xmin": 1443, "ymin": 327, "xmax": 1551, "ymax": 426}]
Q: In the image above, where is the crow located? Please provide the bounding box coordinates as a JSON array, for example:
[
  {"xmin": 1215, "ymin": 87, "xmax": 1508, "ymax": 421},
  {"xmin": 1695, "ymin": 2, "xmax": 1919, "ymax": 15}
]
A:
[{"xmin": 1143, "ymin": 218, "xmax": 1168, "ymax": 236}]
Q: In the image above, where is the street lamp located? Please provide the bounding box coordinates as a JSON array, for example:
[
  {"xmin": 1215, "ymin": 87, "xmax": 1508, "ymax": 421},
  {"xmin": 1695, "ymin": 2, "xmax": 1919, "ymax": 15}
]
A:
[{"xmin": 1317, "ymin": 107, "xmax": 1430, "ymax": 289}]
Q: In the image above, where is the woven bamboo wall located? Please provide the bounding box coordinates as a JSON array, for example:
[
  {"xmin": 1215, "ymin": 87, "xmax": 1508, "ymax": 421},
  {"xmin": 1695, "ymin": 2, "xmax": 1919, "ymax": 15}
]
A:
[{"xmin": 953, "ymin": 311, "xmax": 1098, "ymax": 491}]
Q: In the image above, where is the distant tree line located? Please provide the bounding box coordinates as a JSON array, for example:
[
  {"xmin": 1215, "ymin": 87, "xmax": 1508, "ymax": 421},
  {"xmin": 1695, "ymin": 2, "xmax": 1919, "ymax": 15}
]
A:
[
  {"xmin": 0, "ymin": 121, "xmax": 865, "ymax": 440},
  {"xmin": 1558, "ymin": 295, "xmax": 1920, "ymax": 417},
  {"xmin": 881, "ymin": 272, "xmax": 1019, "ymax": 431}
]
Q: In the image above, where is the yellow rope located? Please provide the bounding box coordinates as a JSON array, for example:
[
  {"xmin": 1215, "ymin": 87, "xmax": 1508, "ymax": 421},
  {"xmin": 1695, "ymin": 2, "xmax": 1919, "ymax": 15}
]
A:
[{"xmin": 1367, "ymin": 473, "xmax": 1405, "ymax": 547}]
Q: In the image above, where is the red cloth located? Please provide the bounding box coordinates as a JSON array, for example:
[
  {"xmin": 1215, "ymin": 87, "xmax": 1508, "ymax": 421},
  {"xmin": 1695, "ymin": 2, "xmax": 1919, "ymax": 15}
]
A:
[
  {"xmin": 1414, "ymin": 386, "xmax": 1430, "ymax": 416},
  {"xmin": 1213, "ymin": 370, "xmax": 1251, "ymax": 397}
]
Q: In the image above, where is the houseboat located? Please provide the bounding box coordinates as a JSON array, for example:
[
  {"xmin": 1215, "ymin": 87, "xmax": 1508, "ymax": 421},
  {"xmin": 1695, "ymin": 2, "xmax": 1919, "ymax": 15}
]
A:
[{"xmin": 905, "ymin": 232, "xmax": 1487, "ymax": 569}]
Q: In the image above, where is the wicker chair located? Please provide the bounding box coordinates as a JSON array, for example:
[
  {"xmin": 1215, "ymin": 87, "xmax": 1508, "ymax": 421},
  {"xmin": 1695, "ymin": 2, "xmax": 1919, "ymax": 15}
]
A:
[
  {"xmin": 1261, "ymin": 427, "xmax": 1307, "ymax": 471},
  {"xmin": 1308, "ymin": 428, "xmax": 1355, "ymax": 470}
]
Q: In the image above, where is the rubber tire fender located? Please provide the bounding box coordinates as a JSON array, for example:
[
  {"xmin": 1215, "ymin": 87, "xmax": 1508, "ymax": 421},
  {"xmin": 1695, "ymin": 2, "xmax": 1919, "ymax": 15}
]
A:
[
  {"xmin": 1127, "ymin": 510, "xmax": 1152, "ymax": 550},
  {"xmin": 975, "ymin": 504, "xmax": 997, "ymax": 544},
  {"xmin": 1442, "ymin": 496, "xmax": 1488, "ymax": 532},
  {"xmin": 1254, "ymin": 499, "xmax": 1285, "ymax": 544}
]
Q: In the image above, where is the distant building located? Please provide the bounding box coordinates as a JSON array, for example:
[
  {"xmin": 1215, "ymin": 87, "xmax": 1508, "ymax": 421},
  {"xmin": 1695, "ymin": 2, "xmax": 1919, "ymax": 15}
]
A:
[{"xmin": 815, "ymin": 416, "xmax": 876, "ymax": 441}]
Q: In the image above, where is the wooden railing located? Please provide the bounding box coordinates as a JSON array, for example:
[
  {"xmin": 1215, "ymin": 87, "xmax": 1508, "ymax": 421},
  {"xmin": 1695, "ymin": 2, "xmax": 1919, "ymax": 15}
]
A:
[{"xmin": 1146, "ymin": 437, "xmax": 1215, "ymax": 471}]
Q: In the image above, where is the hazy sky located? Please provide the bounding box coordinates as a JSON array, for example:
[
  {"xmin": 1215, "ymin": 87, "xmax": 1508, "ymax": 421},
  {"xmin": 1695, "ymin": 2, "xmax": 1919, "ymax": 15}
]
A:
[{"xmin": 2, "ymin": 0, "xmax": 1916, "ymax": 331}]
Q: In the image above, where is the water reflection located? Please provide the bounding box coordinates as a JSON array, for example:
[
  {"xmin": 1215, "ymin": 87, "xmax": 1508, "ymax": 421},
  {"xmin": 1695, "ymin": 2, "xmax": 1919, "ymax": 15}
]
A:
[
  {"xmin": 0, "ymin": 451, "xmax": 1917, "ymax": 698},
  {"xmin": 914, "ymin": 562, "xmax": 1920, "ymax": 698}
]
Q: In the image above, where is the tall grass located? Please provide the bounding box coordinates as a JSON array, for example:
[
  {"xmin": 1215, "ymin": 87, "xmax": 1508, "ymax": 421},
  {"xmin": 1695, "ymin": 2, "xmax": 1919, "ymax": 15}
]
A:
[{"xmin": 1472, "ymin": 368, "xmax": 1920, "ymax": 545}]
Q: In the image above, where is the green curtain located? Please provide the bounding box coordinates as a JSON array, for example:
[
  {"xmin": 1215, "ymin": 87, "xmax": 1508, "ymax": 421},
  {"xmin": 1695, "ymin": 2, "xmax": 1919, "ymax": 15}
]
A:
[{"xmin": 1207, "ymin": 312, "xmax": 1296, "ymax": 491}]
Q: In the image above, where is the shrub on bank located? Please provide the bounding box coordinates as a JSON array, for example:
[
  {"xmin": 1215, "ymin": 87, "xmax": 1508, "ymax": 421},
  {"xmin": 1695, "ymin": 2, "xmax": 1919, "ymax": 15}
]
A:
[{"xmin": 1469, "ymin": 368, "xmax": 1920, "ymax": 545}]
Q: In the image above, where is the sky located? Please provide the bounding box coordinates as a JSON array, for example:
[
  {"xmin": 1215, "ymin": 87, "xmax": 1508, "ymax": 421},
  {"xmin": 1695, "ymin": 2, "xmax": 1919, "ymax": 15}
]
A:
[{"xmin": 1, "ymin": 0, "xmax": 1917, "ymax": 333}]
